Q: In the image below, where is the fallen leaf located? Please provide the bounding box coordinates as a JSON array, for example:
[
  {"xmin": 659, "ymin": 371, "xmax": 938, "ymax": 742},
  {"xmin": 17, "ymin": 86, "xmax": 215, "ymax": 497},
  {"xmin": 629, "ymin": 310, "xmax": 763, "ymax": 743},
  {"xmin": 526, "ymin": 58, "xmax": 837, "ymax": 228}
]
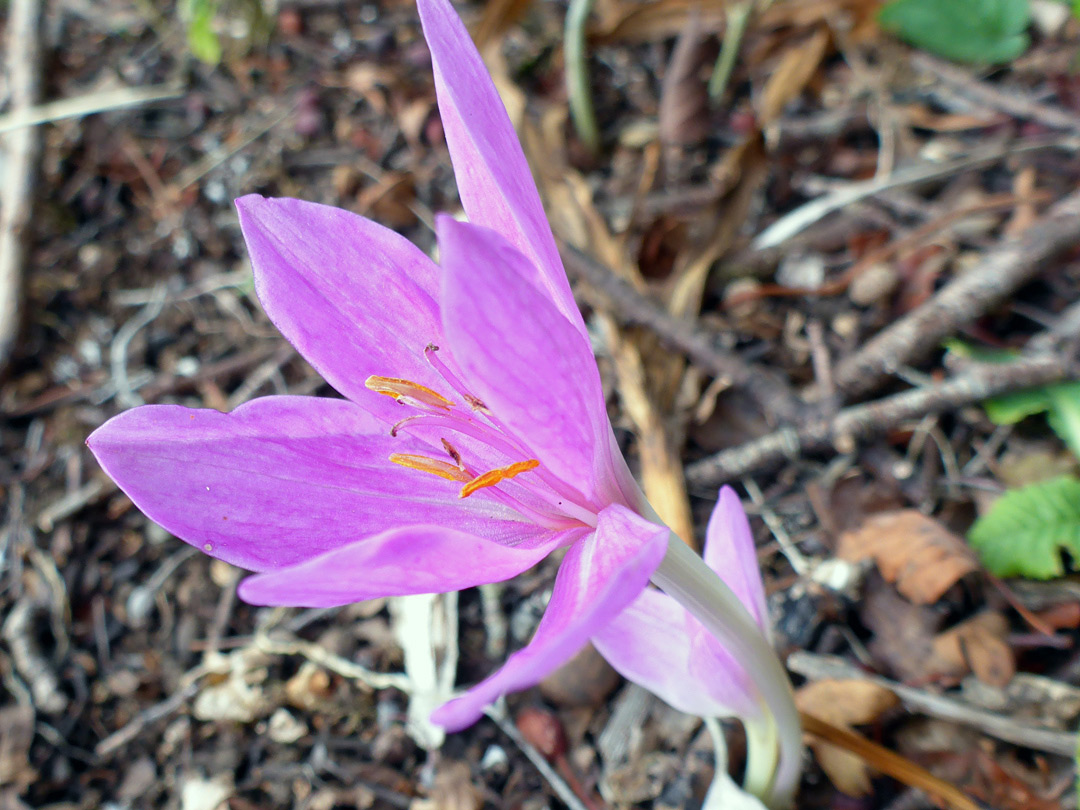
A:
[
  {"xmin": 795, "ymin": 679, "xmax": 899, "ymax": 796},
  {"xmin": 929, "ymin": 612, "xmax": 1015, "ymax": 688},
  {"xmin": 837, "ymin": 510, "xmax": 978, "ymax": 603}
]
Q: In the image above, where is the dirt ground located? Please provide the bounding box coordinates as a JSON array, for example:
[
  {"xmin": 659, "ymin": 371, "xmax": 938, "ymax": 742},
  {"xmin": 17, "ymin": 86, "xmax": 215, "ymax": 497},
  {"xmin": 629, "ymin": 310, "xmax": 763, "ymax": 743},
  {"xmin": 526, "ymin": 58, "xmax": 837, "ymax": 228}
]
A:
[{"xmin": 3, "ymin": 0, "xmax": 1080, "ymax": 808}]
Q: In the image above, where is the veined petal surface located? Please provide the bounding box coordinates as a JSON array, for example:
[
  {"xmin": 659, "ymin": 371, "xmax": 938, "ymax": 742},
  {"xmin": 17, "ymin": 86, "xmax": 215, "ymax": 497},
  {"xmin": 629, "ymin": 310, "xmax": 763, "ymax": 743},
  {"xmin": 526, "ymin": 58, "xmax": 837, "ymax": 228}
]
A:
[
  {"xmin": 416, "ymin": 0, "xmax": 584, "ymax": 334},
  {"xmin": 88, "ymin": 396, "xmax": 557, "ymax": 572},
  {"xmin": 431, "ymin": 504, "xmax": 668, "ymax": 731},
  {"xmin": 438, "ymin": 218, "xmax": 615, "ymax": 509},
  {"xmin": 237, "ymin": 524, "xmax": 583, "ymax": 607},
  {"xmin": 236, "ymin": 195, "xmax": 449, "ymax": 418},
  {"xmin": 593, "ymin": 588, "xmax": 761, "ymax": 718}
]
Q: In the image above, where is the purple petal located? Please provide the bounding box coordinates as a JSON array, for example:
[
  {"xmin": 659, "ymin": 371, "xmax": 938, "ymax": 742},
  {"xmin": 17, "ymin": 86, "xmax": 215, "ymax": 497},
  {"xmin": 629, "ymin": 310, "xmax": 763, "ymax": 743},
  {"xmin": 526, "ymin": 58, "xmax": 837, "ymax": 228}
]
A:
[
  {"xmin": 88, "ymin": 396, "xmax": 559, "ymax": 572},
  {"xmin": 592, "ymin": 588, "xmax": 761, "ymax": 718},
  {"xmin": 430, "ymin": 504, "xmax": 668, "ymax": 731},
  {"xmin": 236, "ymin": 195, "xmax": 448, "ymax": 418},
  {"xmin": 704, "ymin": 487, "xmax": 769, "ymax": 633},
  {"xmin": 237, "ymin": 524, "xmax": 582, "ymax": 607},
  {"xmin": 416, "ymin": 0, "xmax": 584, "ymax": 334},
  {"xmin": 438, "ymin": 218, "xmax": 619, "ymax": 509}
]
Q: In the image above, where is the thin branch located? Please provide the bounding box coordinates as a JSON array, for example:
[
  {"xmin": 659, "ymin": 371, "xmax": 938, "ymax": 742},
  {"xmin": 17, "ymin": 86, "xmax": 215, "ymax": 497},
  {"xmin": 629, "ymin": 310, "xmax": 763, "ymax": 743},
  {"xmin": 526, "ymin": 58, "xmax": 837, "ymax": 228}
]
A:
[
  {"xmin": 751, "ymin": 136, "xmax": 1077, "ymax": 250},
  {"xmin": 559, "ymin": 240, "xmax": 802, "ymax": 422},
  {"xmin": 686, "ymin": 354, "xmax": 1075, "ymax": 488},
  {"xmin": 790, "ymin": 651, "xmax": 1078, "ymax": 757},
  {"xmin": 911, "ymin": 52, "xmax": 1080, "ymax": 135},
  {"xmin": 0, "ymin": 0, "xmax": 44, "ymax": 366},
  {"xmin": 833, "ymin": 186, "xmax": 1080, "ymax": 399}
]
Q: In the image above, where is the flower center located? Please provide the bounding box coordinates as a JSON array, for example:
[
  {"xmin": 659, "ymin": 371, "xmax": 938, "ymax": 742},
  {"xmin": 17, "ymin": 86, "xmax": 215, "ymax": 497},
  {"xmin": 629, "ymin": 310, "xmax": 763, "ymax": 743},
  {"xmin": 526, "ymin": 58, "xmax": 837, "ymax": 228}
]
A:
[{"xmin": 365, "ymin": 344, "xmax": 596, "ymax": 529}]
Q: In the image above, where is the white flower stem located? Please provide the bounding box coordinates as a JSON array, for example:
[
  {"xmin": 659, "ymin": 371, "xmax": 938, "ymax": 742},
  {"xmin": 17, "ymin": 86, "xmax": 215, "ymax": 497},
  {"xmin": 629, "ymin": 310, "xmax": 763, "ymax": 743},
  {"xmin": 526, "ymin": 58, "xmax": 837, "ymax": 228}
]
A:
[
  {"xmin": 650, "ymin": 535, "xmax": 802, "ymax": 809},
  {"xmin": 743, "ymin": 711, "xmax": 779, "ymax": 799}
]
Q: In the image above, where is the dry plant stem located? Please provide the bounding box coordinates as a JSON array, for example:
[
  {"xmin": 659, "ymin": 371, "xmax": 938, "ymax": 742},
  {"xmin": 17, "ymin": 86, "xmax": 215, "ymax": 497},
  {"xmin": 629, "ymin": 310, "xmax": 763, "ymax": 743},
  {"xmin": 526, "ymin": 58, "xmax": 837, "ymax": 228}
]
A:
[
  {"xmin": 910, "ymin": 52, "xmax": 1080, "ymax": 135},
  {"xmin": 834, "ymin": 188, "xmax": 1080, "ymax": 398},
  {"xmin": 0, "ymin": 0, "xmax": 44, "ymax": 367},
  {"xmin": 651, "ymin": 535, "xmax": 801, "ymax": 809},
  {"xmin": 559, "ymin": 241, "xmax": 801, "ymax": 422},
  {"xmin": 799, "ymin": 713, "xmax": 979, "ymax": 810},
  {"xmin": 789, "ymin": 651, "xmax": 1078, "ymax": 757},
  {"xmin": 686, "ymin": 354, "xmax": 1074, "ymax": 487}
]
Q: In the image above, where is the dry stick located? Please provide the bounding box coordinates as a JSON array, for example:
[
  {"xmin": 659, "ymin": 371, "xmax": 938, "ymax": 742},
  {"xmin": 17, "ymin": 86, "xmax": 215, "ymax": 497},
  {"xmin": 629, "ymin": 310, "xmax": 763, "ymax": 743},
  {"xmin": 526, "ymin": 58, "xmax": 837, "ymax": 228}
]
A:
[
  {"xmin": 723, "ymin": 192, "xmax": 1051, "ymax": 310},
  {"xmin": 686, "ymin": 354, "xmax": 1074, "ymax": 488},
  {"xmin": 0, "ymin": 0, "xmax": 44, "ymax": 367},
  {"xmin": 833, "ymin": 187, "xmax": 1080, "ymax": 399},
  {"xmin": 911, "ymin": 52, "xmax": 1080, "ymax": 135},
  {"xmin": 789, "ymin": 651, "xmax": 1078, "ymax": 757},
  {"xmin": 558, "ymin": 240, "xmax": 802, "ymax": 423}
]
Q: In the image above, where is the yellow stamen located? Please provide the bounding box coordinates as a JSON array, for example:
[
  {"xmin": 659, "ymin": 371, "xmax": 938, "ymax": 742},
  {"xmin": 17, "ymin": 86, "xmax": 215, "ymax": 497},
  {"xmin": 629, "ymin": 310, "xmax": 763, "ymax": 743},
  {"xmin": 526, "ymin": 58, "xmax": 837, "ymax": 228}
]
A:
[
  {"xmin": 390, "ymin": 453, "xmax": 472, "ymax": 482},
  {"xmin": 366, "ymin": 376, "xmax": 454, "ymax": 410},
  {"xmin": 460, "ymin": 459, "xmax": 541, "ymax": 498}
]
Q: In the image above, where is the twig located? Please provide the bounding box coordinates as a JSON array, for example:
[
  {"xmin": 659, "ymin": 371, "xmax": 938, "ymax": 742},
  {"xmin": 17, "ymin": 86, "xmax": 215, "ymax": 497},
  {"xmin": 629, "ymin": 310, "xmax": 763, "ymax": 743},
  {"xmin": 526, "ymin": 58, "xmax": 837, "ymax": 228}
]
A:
[
  {"xmin": 558, "ymin": 240, "xmax": 802, "ymax": 422},
  {"xmin": 94, "ymin": 664, "xmax": 210, "ymax": 756},
  {"xmin": 789, "ymin": 651, "xmax": 1078, "ymax": 757},
  {"xmin": 834, "ymin": 187, "xmax": 1080, "ymax": 399},
  {"xmin": 254, "ymin": 630, "xmax": 412, "ymax": 693},
  {"xmin": 686, "ymin": 354, "xmax": 1075, "ymax": 487},
  {"xmin": 0, "ymin": 0, "xmax": 44, "ymax": 367},
  {"xmin": 751, "ymin": 137, "xmax": 1077, "ymax": 250},
  {"xmin": 911, "ymin": 52, "xmax": 1080, "ymax": 136},
  {"xmin": 485, "ymin": 704, "xmax": 593, "ymax": 810},
  {"xmin": 0, "ymin": 84, "xmax": 182, "ymax": 135}
]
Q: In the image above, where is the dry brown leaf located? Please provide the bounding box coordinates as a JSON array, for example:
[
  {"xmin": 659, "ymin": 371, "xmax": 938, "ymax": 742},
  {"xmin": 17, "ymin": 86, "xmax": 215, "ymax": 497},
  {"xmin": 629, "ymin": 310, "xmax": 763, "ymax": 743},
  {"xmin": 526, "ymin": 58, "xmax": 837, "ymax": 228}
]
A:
[
  {"xmin": 795, "ymin": 679, "xmax": 899, "ymax": 796},
  {"xmin": 755, "ymin": 27, "xmax": 830, "ymax": 126},
  {"xmin": 929, "ymin": 612, "xmax": 1015, "ymax": 688},
  {"xmin": 837, "ymin": 510, "xmax": 979, "ymax": 603}
]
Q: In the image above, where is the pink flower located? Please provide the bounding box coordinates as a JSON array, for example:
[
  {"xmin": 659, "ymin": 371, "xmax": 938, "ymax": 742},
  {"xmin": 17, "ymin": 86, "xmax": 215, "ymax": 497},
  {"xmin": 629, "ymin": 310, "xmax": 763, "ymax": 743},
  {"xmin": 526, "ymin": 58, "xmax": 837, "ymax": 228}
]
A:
[
  {"xmin": 594, "ymin": 487, "xmax": 768, "ymax": 719},
  {"xmin": 89, "ymin": 0, "xmax": 675, "ymax": 730}
]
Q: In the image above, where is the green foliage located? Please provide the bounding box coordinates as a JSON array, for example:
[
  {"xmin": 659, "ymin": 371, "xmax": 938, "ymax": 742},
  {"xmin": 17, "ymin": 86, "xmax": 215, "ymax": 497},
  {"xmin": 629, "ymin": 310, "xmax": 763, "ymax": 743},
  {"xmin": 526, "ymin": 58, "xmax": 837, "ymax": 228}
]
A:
[
  {"xmin": 878, "ymin": 0, "xmax": 1031, "ymax": 64},
  {"xmin": 185, "ymin": 0, "xmax": 222, "ymax": 65},
  {"xmin": 968, "ymin": 475, "xmax": 1080, "ymax": 578},
  {"xmin": 944, "ymin": 340, "xmax": 1080, "ymax": 457}
]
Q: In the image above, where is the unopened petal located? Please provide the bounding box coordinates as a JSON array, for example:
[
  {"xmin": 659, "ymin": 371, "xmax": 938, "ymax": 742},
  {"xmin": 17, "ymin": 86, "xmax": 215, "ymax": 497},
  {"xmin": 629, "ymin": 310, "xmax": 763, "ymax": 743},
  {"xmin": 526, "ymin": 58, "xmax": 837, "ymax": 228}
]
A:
[
  {"xmin": 416, "ymin": 0, "xmax": 583, "ymax": 333},
  {"xmin": 237, "ymin": 524, "xmax": 583, "ymax": 607},
  {"xmin": 430, "ymin": 504, "xmax": 668, "ymax": 731},
  {"xmin": 439, "ymin": 218, "xmax": 618, "ymax": 508},
  {"xmin": 236, "ymin": 195, "xmax": 450, "ymax": 419},
  {"xmin": 88, "ymin": 396, "xmax": 557, "ymax": 572},
  {"xmin": 704, "ymin": 487, "xmax": 769, "ymax": 634},
  {"xmin": 595, "ymin": 587, "xmax": 762, "ymax": 719}
]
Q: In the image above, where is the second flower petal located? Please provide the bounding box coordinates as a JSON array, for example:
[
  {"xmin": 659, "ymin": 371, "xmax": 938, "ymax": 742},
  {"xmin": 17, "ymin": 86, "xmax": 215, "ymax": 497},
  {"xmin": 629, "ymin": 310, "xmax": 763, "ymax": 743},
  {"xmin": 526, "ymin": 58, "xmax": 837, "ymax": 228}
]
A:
[
  {"xmin": 237, "ymin": 524, "xmax": 583, "ymax": 607},
  {"xmin": 430, "ymin": 504, "xmax": 668, "ymax": 731}
]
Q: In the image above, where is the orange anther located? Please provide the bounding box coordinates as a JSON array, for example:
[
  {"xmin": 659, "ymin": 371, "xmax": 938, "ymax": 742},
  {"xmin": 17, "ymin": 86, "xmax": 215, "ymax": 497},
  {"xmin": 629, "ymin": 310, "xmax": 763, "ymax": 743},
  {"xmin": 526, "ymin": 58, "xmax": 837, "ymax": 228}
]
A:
[
  {"xmin": 389, "ymin": 453, "xmax": 472, "ymax": 482},
  {"xmin": 366, "ymin": 376, "xmax": 454, "ymax": 410},
  {"xmin": 459, "ymin": 459, "xmax": 541, "ymax": 498}
]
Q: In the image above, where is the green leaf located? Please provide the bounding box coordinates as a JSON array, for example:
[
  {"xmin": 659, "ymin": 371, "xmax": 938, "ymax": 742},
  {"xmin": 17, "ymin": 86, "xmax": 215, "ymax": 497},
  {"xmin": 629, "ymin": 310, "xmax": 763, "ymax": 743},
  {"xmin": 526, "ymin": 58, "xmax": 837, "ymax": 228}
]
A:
[
  {"xmin": 983, "ymin": 387, "xmax": 1054, "ymax": 424},
  {"xmin": 186, "ymin": 0, "xmax": 221, "ymax": 65},
  {"xmin": 968, "ymin": 475, "xmax": 1080, "ymax": 578},
  {"xmin": 1047, "ymin": 382, "xmax": 1080, "ymax": 458},
  {"xmin": 878, "ymin": 0, "xmax": 1031, "ymax": 64}
]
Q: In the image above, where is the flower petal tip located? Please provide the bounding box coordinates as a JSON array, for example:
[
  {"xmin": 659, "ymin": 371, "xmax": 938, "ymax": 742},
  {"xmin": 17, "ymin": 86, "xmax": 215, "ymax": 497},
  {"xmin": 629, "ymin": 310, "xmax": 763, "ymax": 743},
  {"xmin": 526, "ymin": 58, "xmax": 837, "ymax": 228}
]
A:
[{"xmin": 428, "ymin": 698, "xmax": 480, "ymax": 733}]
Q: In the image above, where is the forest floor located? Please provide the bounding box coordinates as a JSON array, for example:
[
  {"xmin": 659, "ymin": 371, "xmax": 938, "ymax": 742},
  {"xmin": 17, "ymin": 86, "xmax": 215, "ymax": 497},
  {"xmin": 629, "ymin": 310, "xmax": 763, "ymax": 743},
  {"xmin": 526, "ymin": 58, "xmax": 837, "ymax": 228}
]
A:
[{"xmin": 2, "ymin": 0, "xmax": 1080, "ymax": 808}]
